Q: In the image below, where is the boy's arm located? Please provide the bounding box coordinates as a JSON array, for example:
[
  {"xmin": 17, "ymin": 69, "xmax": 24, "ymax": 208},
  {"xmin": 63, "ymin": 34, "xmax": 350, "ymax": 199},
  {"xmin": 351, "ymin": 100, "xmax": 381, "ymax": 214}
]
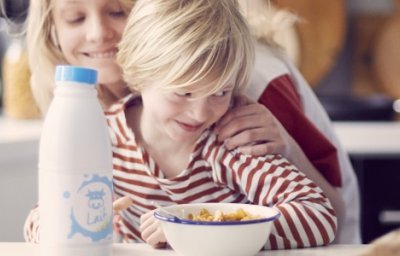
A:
[{"xmin": 214, "ymin": 152, "xmax": 337, "ymax": 249}]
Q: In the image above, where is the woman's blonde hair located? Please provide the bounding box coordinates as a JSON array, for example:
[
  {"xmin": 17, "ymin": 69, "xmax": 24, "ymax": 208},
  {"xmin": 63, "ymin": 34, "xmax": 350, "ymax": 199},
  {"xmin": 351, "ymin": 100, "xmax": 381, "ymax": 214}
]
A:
[
  {"xmin": 117, "ymin": 0, "xmax": 255, "ymax": 97},
  {"xmin": 26, "ymin": 0, "xmax": 134, "ymax": 115},
  {"xmin": 239, "ymin": 1, "xmax": 298, "ymax": 45}
]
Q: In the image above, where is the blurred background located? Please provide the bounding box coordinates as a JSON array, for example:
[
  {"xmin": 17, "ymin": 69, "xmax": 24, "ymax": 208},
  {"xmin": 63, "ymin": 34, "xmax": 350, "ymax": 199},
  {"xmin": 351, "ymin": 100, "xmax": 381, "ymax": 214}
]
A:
[
  {"xmin": 0, "ymin": 0, "xmax": 399, "ymax": 244},
  {"xmin": 1, "ymin": 0, "xmax": 400, "ymax": 121}
]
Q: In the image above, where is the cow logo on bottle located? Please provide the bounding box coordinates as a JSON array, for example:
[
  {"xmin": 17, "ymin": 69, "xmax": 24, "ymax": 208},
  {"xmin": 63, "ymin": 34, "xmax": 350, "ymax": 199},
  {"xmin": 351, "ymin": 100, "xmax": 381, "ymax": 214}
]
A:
[{"xmin": 64, "ymin": 174, "xmax": 113, "ymax": 242}]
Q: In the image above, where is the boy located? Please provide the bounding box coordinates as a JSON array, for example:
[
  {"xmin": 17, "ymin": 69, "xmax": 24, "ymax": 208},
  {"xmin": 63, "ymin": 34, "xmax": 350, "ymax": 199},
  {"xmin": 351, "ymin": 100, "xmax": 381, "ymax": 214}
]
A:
[{"xmin": 110, "ymin": 0, "xmax": 337, "ymax": 249}]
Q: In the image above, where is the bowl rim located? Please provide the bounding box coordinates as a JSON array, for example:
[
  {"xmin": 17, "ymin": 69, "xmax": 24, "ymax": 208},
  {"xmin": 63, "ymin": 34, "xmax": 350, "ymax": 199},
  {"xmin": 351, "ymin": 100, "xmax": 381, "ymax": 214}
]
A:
[{"xmin": 154, "ymin": 203, "xmax": 281, "ymax": 226}]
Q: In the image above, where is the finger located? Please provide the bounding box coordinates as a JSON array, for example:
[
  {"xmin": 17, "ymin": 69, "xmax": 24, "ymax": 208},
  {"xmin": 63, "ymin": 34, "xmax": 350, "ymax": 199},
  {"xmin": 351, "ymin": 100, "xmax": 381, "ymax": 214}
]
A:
[
  {"xmin": 230, "ymin": 101, "xmax": 269, "ymax": 117},
  {"xmin": 113, "ymin": 196, "xmax": 133, "ymax": 212},
  {"xmin": 238, "ymin": 142, "xmax": 285, "ymax": 157},
  {"xmin": 140, "ymin": 210, "xmax": 156, "ymax": 233},
  {"xmin": 216, "ymin": 103, "xmax": 266, "ymax": 132},
  {"xmin": 220, "ymin": 112, "xmax": 276, "ymax": 140},
  {"xmin": 114, "ymin": 214, "xmax": 122, "ymax": 223},
  {"xmin": 113, "ymin": 215, "xmax": 122, "ymax": 233},
  {"xmin": 140, "ymin": 220, "xmax": 156, "ymax": 241},
  {"xmin": 140, "ymin": 217, "xmax": 166, "ymax": 246},
  {"xmin": 217, "ymin": 113, "xmax": 273, "ymax": 142},
  {"xmin": 223, "ymin": 127, "xmax": 271, "ymax": 150},
  {"xmin": 216, "ymin": 104, "xmax": 266, "ymax": 126},
  {"xmin": 145, "ymin": 224, "xmax": 167, "ymax": 248},
  {"xmin": 220, "ymin": 111, "xmax": 281, "ymax": 144}
]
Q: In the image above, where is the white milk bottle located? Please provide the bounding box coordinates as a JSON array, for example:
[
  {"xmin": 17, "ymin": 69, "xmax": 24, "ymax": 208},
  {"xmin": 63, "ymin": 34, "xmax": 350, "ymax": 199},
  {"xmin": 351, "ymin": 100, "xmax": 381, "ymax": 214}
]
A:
[{"xmin": 39, "ymin": 65, "xmax": 113, "ymax": 256}]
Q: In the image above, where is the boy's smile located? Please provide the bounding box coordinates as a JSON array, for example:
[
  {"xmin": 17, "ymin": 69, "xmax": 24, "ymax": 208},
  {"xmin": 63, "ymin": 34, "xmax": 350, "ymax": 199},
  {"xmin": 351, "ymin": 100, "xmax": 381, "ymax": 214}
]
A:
[{"xmin": 175, "ymin": 120, "xmax": 204, "ymax": 133}]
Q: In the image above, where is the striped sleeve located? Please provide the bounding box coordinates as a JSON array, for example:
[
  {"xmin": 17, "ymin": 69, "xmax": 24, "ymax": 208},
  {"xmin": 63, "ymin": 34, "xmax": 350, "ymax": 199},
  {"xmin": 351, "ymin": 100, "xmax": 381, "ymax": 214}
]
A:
[
  {"xmin": 210, "ymin": 147, "xmax": 337, "ymax": 249},
  {"xmin": 23, "ymin": 206, "xmax": 40, "ymax": 243}
]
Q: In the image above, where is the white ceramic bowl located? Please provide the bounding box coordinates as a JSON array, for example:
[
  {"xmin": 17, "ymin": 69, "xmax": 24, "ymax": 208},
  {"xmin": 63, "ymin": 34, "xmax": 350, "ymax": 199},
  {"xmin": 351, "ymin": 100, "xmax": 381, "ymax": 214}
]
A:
[{"xmin": 154, "ymin": 203, "xmax": 280, "ymax": 256}]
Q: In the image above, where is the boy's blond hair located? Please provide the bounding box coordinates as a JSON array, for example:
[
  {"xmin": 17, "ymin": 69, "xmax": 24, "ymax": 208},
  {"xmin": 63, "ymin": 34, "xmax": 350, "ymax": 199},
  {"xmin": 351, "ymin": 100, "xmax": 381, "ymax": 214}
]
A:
[
  {"xmin": 117, "ymin": 0, "xmax": 254, "ymax": 97},
  {"xmin": 26, "ymin": 0, "xmax": 134, "ymax": 115}
]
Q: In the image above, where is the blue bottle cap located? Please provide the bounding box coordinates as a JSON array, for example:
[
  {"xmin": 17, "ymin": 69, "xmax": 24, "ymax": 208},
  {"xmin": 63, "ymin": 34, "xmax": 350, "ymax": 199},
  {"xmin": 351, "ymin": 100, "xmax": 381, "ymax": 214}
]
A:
[{"xmin": 55, "ymin": 65, "xmax": 98, "ymax": 85}]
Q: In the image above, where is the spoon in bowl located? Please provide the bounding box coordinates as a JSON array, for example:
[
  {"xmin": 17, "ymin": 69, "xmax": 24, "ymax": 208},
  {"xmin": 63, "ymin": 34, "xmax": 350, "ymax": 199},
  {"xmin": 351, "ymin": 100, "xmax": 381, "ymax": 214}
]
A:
[{"xmin": 151, "ymin": 201, "xmax": 184, "ymax": 223}]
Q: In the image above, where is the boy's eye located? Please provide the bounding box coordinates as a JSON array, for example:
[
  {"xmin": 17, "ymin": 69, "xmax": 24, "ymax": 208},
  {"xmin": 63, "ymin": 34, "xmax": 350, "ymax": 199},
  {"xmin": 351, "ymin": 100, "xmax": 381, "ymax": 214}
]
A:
[
  {"xmin": 213, "ymin": 90, "xmax": 230, "ymax": 97},
  {"xmin": 175, "ymin": 92, "xmax": 193, "ymax": 97}
]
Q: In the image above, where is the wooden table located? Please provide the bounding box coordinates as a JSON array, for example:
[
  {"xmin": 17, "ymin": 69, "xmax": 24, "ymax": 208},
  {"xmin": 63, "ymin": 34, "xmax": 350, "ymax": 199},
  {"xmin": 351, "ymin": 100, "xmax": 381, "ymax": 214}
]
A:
[{"xmin": 0, "ymin": 243, "xmax": 367, "ymax": 256}]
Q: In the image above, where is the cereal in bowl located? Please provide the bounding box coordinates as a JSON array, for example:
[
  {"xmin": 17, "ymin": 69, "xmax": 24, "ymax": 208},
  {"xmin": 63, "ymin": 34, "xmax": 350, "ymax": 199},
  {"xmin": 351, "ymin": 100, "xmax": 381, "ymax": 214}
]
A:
[{"xmin": 187, "ymin": 208, "xmax": 263, "ymax": 222}]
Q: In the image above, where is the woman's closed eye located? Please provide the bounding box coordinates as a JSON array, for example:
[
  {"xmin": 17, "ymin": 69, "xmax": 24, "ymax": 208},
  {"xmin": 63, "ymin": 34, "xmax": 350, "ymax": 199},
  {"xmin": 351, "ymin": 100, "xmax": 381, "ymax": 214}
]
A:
[
  {"xmin": 62, "ymin": 8, "xmax": 125, "ymax": 24},
  {"xmin": 66, "ymin": 16, "xmax": 85, "ymax": 24},
  {"xmin": 108, "ymin": 10, "xmax": 126, "ymax": 18},
  {"xmin": 62, "ymin": 12, "xmax": 85, "ymax": 24}
]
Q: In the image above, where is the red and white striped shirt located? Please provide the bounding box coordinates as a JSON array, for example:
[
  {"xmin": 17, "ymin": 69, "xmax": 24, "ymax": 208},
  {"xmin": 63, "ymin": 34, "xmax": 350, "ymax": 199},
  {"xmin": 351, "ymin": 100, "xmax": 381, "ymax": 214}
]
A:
[{"xmin": 106, "ymin": 95, "xmax": 337, "ymax": 249}]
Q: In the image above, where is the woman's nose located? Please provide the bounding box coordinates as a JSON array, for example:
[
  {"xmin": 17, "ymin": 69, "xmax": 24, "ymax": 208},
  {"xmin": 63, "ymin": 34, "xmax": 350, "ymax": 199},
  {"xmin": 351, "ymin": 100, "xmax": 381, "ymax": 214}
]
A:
[{"xmin": 86, "ymin": 16, "xmax": 114, "ymax": 43}]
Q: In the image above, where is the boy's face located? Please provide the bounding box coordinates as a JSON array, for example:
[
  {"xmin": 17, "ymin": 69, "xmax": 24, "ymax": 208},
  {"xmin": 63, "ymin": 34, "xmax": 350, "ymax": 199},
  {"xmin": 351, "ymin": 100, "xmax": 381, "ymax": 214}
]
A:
[
  {"xmin": 52, "ymin": 0, "xmax": 127, "ymax": 85},
  {"xmin": 140, "ymin": 78, "xmax": 234, "ymax": 144}
]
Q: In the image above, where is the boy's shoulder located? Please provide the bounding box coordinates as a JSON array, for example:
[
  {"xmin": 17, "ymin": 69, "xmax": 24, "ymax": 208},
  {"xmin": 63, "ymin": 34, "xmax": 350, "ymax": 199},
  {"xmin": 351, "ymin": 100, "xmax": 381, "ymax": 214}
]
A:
[{"xmin": 104, "ymin": 93, "xmax": 140, "ymax": 146}]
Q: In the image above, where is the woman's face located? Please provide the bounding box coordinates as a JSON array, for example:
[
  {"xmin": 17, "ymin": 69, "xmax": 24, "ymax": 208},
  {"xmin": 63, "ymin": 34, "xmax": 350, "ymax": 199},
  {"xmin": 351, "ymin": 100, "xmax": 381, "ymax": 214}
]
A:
[{"xmin": 52, "ymin": 0, "xmax": 128, "ymax": 86}]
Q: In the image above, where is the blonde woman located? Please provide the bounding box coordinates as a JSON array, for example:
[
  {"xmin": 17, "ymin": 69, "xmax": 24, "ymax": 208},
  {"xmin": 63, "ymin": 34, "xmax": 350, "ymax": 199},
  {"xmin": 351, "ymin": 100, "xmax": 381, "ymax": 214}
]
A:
[{"xmin": 238, "ymin": 0, "xmax": 360, "ymax": 244}]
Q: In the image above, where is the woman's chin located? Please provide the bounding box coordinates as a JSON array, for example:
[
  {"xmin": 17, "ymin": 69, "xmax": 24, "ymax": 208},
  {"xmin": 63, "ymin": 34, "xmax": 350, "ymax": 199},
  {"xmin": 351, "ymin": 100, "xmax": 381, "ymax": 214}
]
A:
[{"xmin": 97, "ymin": 66, "xmax": 123, "ymax": 85}]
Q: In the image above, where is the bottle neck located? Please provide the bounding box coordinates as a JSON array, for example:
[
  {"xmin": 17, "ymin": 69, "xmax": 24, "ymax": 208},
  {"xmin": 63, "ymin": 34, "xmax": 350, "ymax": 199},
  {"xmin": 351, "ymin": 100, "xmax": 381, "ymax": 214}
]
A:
[{"xmin": 54, "ymin": 81, "xmax": 97, "ymax": 98}]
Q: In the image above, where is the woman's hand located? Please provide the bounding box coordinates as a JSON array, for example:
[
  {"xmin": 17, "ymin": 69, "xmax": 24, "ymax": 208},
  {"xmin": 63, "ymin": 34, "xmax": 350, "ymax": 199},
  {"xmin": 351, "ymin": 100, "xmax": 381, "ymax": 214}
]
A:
[
  {"xmin": 216, "ymin": 95, "xmax": 346, "ymax": 238},
  {"xmin": 140, "ymin": 209, "xmax": 167, "ymax": 248},
  {"xmin": 215, "ymin": 95, "xmax": 291, "ymax": 157}
]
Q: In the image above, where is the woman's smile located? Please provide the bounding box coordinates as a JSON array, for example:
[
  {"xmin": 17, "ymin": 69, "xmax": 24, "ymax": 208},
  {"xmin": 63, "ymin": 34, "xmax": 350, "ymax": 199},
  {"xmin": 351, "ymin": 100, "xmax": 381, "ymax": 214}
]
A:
[{"xmin": 83, "ymin": 49, "xmax": 118, "ymax": 59}]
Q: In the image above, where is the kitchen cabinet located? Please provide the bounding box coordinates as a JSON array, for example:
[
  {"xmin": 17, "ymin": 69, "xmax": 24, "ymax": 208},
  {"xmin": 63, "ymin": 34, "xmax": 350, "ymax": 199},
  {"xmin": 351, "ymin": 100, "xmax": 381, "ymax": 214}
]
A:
[
  {"xmin": 334, "ymin": 122, "xmax": 400, "ymax": 243},
  {"xmin": 351, "ymin": 155, "xmax": 400, "ymax": 243}
]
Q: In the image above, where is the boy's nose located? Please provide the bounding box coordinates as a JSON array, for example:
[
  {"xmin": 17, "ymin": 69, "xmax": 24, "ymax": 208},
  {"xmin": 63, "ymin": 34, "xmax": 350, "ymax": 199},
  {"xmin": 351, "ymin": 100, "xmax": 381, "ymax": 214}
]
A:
[{"xmin": 189, "ymin": 98, "xmax": 211, "ymax": 122}]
